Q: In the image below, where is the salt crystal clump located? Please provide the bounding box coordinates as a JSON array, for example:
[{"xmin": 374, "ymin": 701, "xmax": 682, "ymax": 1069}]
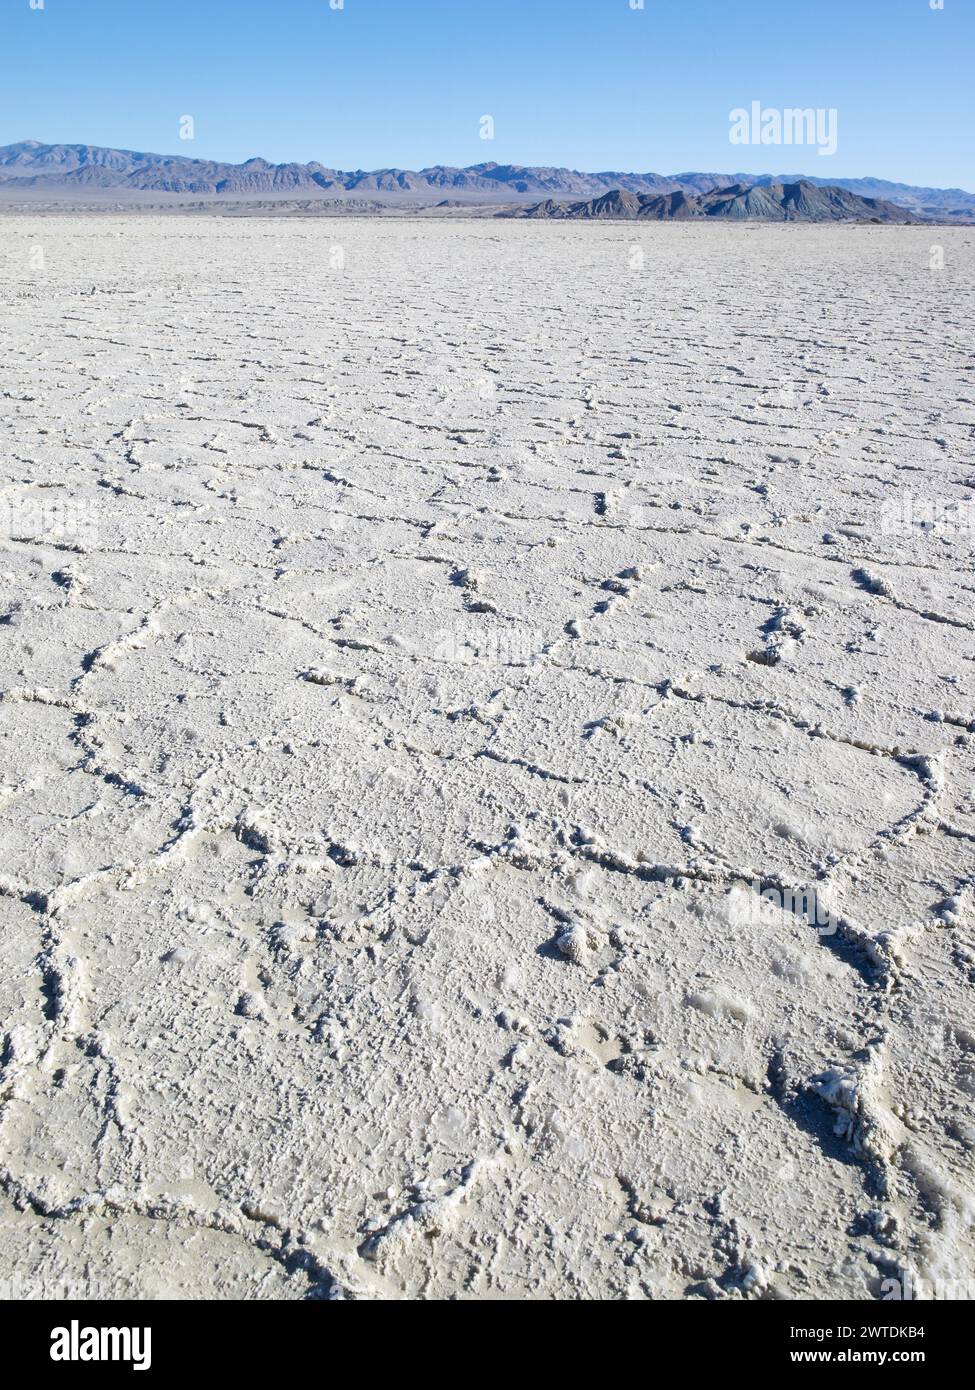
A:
[
  {"xmin": 556, "ymin": 922, "xmax": 596, "ymax": 965},
  {"xmin": 741, "ymin": 1260, "xmax": 770, "ymax": 1293},
  {"xmin": 236, "ymin": 992, "xmax": 265, "ymax": 1020}
]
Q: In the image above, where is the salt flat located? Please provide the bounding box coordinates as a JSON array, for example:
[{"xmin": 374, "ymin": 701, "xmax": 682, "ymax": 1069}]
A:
[{"xmin": 0, "ymin": 216, "xmax": 973, "ymax": 1300}]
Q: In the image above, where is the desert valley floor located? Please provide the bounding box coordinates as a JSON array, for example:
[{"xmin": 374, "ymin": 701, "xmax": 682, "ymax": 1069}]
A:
[{"xmin": 0, "ymin": 217, "xmax": 973, "ymax": 1300}]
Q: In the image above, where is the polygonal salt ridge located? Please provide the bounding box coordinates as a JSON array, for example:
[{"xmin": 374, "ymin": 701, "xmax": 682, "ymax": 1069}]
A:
[
  {"xmin": 0, "ymin": 1023, "xmax": 48, "ymax": 1103},
  {"xmin": 50, "ymin": 564, "xmax": 92, "ymax": 598},
  {"xmin": 37, "ymin": 942, "xmax": 89, "ymax": 1038},
  {"xmin": 0, "ymin": 686, "xmax": 89, "ymax": 714},
  {"xmin": 852, "ymin": 567, "xmax": 975, "ymax": 633},
  {"xmin": 706, "ymin": 876, "xmax": 905, "ymax": 987},
  {"xmin": 233, "ymin": 804, "xmax": 276, "ymax": 854},
  {"xmin": 75, "ymin": 612, "xmax": 165, "ymax": 681},
  {"xmin": 749, "ymin": 599, "xmax": 820, "ymax": 664},
  {"xmin": 764, "ymin": 601, "xmax": 816, "ymax": 639},
  {"xmin": 808, "ymin": 1038, "xmax": 902, "ymax": 1180},
  {"xmin": 359, "ymin": 1151, "xmax": 506, "ymax": 1264},
  {"xmin": 565, "ymin": 822, "xmax": 772, "ymax": 893},
  {"xmin": 583, "ymin": 707, "xmax": 654, "ymax": 739},
  {"xmin": 852, "ymin": 568, "xmax": 899, "ymax": 601},
  {"xmin": 0, "ymin": 1170, "xmax": 349, "ymax": 1296},
  {"xmin": 480, "ymin": 821, "xmax": 551, "ymax": 870},
  {"xmin": 44, "ymin": 867, "xmax": 135, "ymax": 915},
  {"xmin": 900, "ymin": 748, "xmax": 948, "ymax": 795},
  {"xmin": 867, "ymin": 919, "xmax": 929, "ymax": 979}
]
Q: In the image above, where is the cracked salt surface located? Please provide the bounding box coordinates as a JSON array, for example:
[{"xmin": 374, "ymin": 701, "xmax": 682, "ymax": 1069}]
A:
[{"xmin": 0, "ymin": 217, "xmax": 973, "ymax": 1300}]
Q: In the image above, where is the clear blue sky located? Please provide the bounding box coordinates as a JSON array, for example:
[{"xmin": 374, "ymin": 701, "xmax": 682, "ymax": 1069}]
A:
[{"xmin": 1, "ymin": 0, "xmax": 972, "ymax": 189}]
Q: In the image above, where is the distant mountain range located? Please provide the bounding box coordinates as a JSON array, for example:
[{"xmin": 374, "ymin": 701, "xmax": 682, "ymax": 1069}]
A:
[
  {"xmin": 506, "ymin": 181, "xmax": 919, "ymax": 223},
  {"xmin": 1, "ymin": 142, "xmax": 973, "ymax": 220}
]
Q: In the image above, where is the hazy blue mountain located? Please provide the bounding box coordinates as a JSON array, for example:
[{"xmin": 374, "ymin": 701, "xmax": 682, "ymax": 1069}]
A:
[{"xmin": 0, "ymin": 141, "xmax": 970, "ymax": 218}]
